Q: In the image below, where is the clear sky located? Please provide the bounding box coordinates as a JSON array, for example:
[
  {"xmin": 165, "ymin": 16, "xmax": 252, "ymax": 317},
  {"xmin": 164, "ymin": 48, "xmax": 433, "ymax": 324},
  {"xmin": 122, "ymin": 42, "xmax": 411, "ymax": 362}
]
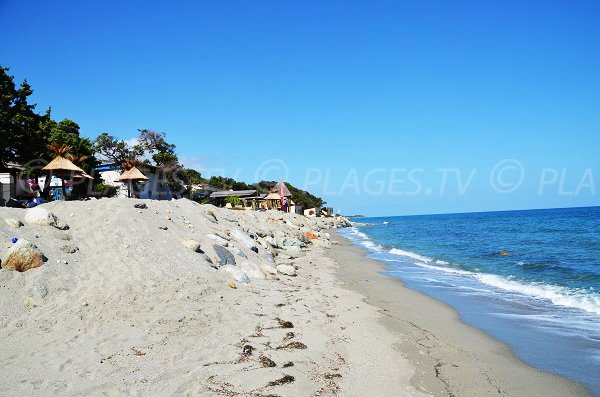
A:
[{"xmin": 2, "ymin": 0, "xmax": 599, "ymax": 216}]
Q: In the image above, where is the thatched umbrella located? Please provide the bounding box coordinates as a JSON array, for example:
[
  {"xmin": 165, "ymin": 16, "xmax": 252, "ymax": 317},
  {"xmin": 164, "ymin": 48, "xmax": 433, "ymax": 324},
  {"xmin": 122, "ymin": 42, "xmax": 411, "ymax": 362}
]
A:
[
  {"xmin": 117, "ymin": 160, "xmax": 149, "ymax": 198},
  {"xmin": 42, "ymin": 144, "xmax": 85, "ymax": 200}
]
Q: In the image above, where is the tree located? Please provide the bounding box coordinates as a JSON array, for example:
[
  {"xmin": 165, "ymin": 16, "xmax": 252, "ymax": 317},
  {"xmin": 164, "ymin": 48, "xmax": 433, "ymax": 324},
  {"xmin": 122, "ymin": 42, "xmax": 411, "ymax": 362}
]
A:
[
  {"xmin": 94, "ymin": 132, "xmax": 142, "ymax": 164},
  {"xmin": 179, "ymin": 168, "xmax": 203, "ymax": 185},
  {"xmin": 0, "ymin": 66, "xmax": 48, "ymax": 168}
]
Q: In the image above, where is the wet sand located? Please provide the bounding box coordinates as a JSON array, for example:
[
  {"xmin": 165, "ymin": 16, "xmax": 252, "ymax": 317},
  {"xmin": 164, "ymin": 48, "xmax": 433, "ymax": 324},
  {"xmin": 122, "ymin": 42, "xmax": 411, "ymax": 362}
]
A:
[{"xmin": 328, "ymin": 231, "xmax": 590, "ymax": 396}]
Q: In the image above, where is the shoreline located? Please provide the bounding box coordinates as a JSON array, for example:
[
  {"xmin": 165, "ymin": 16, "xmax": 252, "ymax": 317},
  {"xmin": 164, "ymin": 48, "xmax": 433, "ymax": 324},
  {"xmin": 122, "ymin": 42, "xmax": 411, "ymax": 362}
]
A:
[{"xmin": 327, "ymin": 230, "xmax": 591, "ymax": 396}]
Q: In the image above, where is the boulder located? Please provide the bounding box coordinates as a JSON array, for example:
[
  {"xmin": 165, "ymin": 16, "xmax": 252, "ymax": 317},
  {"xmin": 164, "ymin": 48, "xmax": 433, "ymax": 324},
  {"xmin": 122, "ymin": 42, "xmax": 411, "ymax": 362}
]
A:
[
  {"xmin": 230, "ymin": 229, "xmax": 258, "ymax": 252},
  {"xmin": 239, "ymin": 261, "xmax": 266, "ymax": 279},
  {"xmin": 24, "ymin": 207, "xmax": 56, "ymax": 227},
  {"xmin": 1, "ymin": 239, "xmax": 46, "ymax": 272},
  {"xmin": 4, "ymin": 218, "xmax": 23, "ymax": 228},
  {"xmin": 276, "ymin": 264, "xmax": 297, "ymax": 277},
  {"xmin": 206, "ymin": 233, "xmax": 229, "ymax": 246},
  {"xmin": 24, "ymin": 207, "xmax": 69, "ymax": 230},
  {"xmin": 260, "ymin": 263, "xmax": 277, "ymax": 275},
  {"xmin": 214, "ymin": 245, "xmax": 236, "ymax": 266},
  {"xmin": 220, "ymin": 265, "xmax": 250, "ymax": 284},
  {"xmin": 277, "ymin": 237, "xmax": 304, "ymax": 248},
  {"xmin": 181, "ymin": 240, "xmax": 204, "ymax": 253}
]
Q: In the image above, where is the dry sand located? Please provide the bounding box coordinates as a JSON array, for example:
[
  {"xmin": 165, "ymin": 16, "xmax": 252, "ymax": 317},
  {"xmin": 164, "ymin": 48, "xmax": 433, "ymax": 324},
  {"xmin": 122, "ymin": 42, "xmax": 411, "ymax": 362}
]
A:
[{"xmin": 0, "ymin": 198, "xmax": 589, "ymax": 396}]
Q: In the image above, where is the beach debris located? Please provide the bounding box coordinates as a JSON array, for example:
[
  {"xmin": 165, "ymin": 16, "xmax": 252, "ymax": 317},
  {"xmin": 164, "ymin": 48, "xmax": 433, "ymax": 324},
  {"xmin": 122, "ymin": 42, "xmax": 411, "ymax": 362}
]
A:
[
  {"xmin": 498, "ymin": 250, "xmax": 510, "ymax": 256},
  {"xmin": 133, "ymin": 203, "xmax": 147, "ymax": 209},
  {"xmin": 259, "ymin": 355, "xmax": 277, "ymax": 367},
  {"xmin": 220, "ymin": 265, "xmax": 250, "ymax": 284},
  {"xmin": 266, "ymin": 374, "xmax": 295, "ymax": 387},
  {"xmin": 4, "ymin": 218, "xmax": 23, "ymax": 228},
  {"xmin": 276, "ymin": 264, "xmax": 297, "ymax": 277},
  {"xmin": 214, "ymin": 245, "xmax": 236, "ymax": 265},
  {"xmin": 205, "ymin": 210, "xmax": 218, "ymax": 224},
  {"xmin": 24, "ymin": 297, "xmax": 40, "ymax": 308},
  {"xmin": 283, "ymin": 331, "xmax": 295, "ymax": 340},
  {"xmin": 277, "ymin": 341, "xmax": 307, "ymax": 350},
  {"xmin": 1, "ymin": 239, "xmax": 46, "ymax": 272},
  {"xmin": 181, "ymin": 239, "xmax": 204, "ymax": 253},
  {"xmin": 305, "ymin": 231, "xmax": 319, "ymax": 240},
  {"xmin": 276, "ymin": 318, "xmax": 294, "ymax": 328},
  {"xmin": 324, "ymin": 373, "xmax": 342, "ymax": 379},
  {"xmin": 282, "ymin": 362, "xmax": 294, "ymax": 368},
  {"xmin": 12, "ymin": 238, "xmax": 18, "ymax": 244},
  {"xmin": 242, "ymin": 344, "xmax": 254, "ymax": 356},
  {"xmin": 228, "ymin": 282, "xmax": 237, "ymax": 289},
  {"xmin": 24, "ymin": 207, "xmax": 69, "ymax": 229},
  {"xmin": 158, "ymin": 226, "xmax": 168, "ymax": 230},
  {"xmin": 60, "ymin": 244, "xmax": 79, "ymax": 254}
]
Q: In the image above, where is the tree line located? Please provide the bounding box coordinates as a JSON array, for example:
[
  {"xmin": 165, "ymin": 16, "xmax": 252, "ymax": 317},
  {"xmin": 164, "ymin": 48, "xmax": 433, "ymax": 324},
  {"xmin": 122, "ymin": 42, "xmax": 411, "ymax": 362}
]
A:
[{"xmin": 0, "ymin": 65, "xmax": 325, "ymax": 208}]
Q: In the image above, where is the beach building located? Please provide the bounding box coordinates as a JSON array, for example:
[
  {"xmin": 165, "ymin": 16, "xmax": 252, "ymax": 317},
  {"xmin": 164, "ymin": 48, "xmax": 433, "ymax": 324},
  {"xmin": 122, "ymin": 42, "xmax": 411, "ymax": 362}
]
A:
[
  {"xmin": 304, "ymin": 207, "xmax": 320, "ymax": 217},
  {"xmin": 209, "ymin": 189, "xmax": 258, "ymax": 208},
  {"xmin": 96, "ymin": 163, "xmax": 174, "ymax": 200}
]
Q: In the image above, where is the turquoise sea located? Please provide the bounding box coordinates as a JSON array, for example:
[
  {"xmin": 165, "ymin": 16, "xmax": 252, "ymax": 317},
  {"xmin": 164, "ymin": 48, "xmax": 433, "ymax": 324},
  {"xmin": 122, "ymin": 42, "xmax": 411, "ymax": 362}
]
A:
[{"xmin": 339, "ymin": 206, "xmax": 600, "ymax": 395}]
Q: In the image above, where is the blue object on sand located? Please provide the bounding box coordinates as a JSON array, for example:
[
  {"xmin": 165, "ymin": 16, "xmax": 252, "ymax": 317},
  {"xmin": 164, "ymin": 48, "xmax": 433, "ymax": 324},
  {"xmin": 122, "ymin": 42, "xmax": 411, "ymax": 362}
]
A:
[{"xmin": 11, "ymin": 238, "xmax": 18, "ymax": 244}]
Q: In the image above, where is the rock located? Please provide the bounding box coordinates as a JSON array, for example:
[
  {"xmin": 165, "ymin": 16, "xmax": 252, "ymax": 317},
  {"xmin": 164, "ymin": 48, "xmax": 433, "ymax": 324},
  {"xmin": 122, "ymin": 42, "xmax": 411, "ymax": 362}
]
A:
[
  {"xmin": 60, "ymin": 244, "xmax": 79, "ymax": 254},
  {"xmin": 158, "ymin": 226, "xmax": 168, "ymax": 230},
  {"xmin": 239, "ymin": 261, "xmax": 266, "ymax": 279},
  {"xmin": 54, "ymin": 233, "xmax": 71, "ymax": 241},
  {"xmin": 204, "ymin": 211, "xmax": 218, "ymax": 224},
  {"xmin": 206, "ymin": 233, "xmax": 229, "ymax": 246},
  {"xmin": 24, "ymin": 207, "xmax": 68, "ymax": 229},
  {"xmin": 214, "ymin": 245, "xmax": 236, "ymax": 266},
  {"xmin": 1, "ymin": 239, "xmax": 46, "ymax": 272},
  {"xmin": 220, "ymin": 265, "xmax": 250, "ymax": 284},
  {"xmin": 262, "ymin": 252, "xmax": 276, "ymax": 264},
  {"xmin": 230, "ymin": 229, "xmax": 258, "ymax": 251},
  {"xmin": 181, "ymin": 240, "xmax": 204, "ymax": 253},
  {"xmin": 276, "ymin": 264, "xmax": 297, "ymax": 277},
  {"xmin": 4, "ymin": 218, "xmax": 23, "ymax": 228},
  {"xmin": 277, "ymin": 237, "xmax": 304, "ymax": 248},
  {"xmin": 54, "ymin": 220, "xmax": 69, "ymax": 230},
  {"xmin": 133, "ymin": 203, "xmax": 147, "ymax": 209},
  {"xmin": 32, "ymin": 284, "xmax": 48, "ymax": 299},
  {"xmin": 260, "ymin": 263, "xmax": 277, "ymax": 275}
]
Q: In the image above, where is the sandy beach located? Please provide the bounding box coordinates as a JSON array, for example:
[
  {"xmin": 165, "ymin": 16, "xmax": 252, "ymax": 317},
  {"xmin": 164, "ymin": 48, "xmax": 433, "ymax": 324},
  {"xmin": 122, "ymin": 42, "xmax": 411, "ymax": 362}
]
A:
[{"xmin": 0, "ymin": 199, "xmax": 590, "ymax": 396}]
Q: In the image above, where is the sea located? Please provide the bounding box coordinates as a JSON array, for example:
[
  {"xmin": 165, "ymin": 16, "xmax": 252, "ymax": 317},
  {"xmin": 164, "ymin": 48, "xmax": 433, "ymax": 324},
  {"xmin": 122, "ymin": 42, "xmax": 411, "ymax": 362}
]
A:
[{"xmin": 339, "ymin": 206, "xmax": 600, "ymax": 396}]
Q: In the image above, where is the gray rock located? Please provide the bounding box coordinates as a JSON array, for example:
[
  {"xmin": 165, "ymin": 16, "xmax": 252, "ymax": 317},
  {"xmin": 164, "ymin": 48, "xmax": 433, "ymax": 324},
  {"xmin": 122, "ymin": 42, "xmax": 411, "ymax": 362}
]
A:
[
  {"xmin": 206, "ymin": 233, "xmax": 229, "ymax": 246},
  {"xmin": 4, "ymin": 218, "xmax": 23, "ymax": 228},
  {"xmin": 276, "ymin": 264, "xmax": 297, "ymax": 277},
  {"xmin": 230, "ymin": 229, "xmax": 258, "ymax": 251},
  {"xmin": 214, "ymin": 245, "xmax": 236, "ymax": 266},
  {"xmin": 133, "ymin": 203, "xmax": 147, "ymax": 209},
  {"xmin": 181, "ymin": 240, "xmax": 204, "ymax": 253},
  {"xmin": 262, "ymin": 252, "xmax": 276, "ymax": 264},
  {"xmin": 220, "ymin": 265, "xmax": 250, "ymax": 283}
]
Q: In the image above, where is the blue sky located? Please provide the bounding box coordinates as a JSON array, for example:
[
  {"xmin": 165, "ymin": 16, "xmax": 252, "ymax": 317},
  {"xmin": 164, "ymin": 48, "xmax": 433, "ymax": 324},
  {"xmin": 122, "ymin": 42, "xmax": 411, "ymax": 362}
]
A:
[{"xmin": 2, "ymin": 0, "xmax": 599, "ymax": 216}]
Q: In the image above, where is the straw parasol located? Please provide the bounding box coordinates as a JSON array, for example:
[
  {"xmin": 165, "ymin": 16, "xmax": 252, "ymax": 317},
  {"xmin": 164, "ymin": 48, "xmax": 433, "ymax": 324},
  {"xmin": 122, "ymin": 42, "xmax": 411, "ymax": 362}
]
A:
[
  {"xmin": 117, "ymin": 160, "xmax": 149, "ymax": 198},
  {"xmin": 42, "ymin": 144, "xmax": 85, "ymax": 200},
  {"xmin": 264, "ymin": 191, "xmax": 282, "ymax": 210}
]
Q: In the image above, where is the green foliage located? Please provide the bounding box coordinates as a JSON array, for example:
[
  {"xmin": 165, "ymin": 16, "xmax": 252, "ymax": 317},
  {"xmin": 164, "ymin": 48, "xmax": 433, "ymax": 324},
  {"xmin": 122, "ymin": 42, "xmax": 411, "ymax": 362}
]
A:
[
  {"xmin": 93, "ymin": 132, "xmax": 142, "ymax": 164},
  {"xmin": 226, "ymin": 195, "xmax": 242, "ymax": 207},
  {"xmin": 92, "ymin": 183, "xmax": 118, "ymax": 197},
  {"xmin": 179, "ymin": 168, "xmax": 202, "ymax": 185},
  {"xmin": 208, "ymin": 176, "xmax": 254, "ymax": 191},
  {"xmin": 255, "ymin": 180, "xmax": 325, "ymax": 209}
]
